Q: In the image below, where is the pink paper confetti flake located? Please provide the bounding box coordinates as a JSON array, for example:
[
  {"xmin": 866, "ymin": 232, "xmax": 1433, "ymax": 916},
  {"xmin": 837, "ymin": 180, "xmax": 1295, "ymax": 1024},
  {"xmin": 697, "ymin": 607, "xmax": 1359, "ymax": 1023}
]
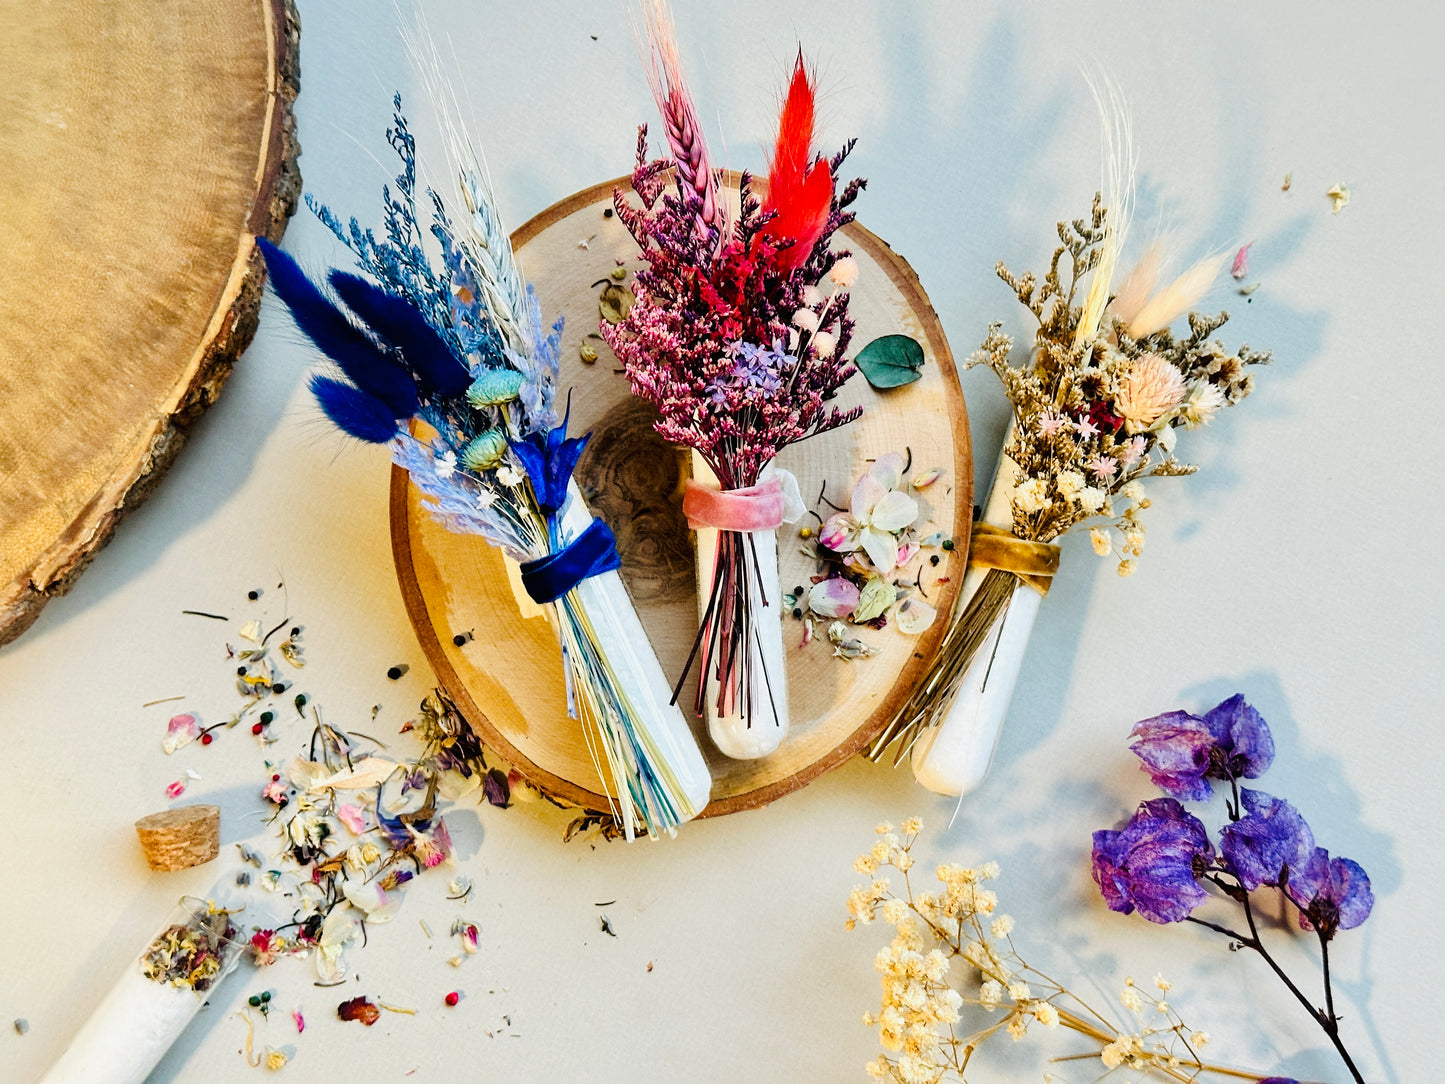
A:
[
  {"xmin": 1231, "ymin": 243, "xmax": 1253, "ymax": 280},
  {"xmin": 165, "ymin": 779, "xmax": 187, "ymax": 799}
]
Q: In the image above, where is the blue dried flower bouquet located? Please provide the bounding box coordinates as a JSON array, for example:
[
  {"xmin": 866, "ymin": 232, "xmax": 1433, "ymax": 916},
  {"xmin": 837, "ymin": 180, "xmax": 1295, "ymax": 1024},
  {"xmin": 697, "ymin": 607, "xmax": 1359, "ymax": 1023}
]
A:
[{"xmin": 257, "ymin": 96, "xmax": 710, "ymax": 839}]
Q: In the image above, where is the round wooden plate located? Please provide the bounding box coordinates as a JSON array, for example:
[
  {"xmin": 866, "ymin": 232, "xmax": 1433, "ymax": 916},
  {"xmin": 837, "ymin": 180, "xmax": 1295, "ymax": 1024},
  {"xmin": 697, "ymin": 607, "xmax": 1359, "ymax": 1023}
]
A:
[
  {"xmin": 391, "ymin": 176, "xmax": 971, "ymax": 817},
  {"xmin": 0, "ymin": 0, "xmax": 300, "ymax": 645}
]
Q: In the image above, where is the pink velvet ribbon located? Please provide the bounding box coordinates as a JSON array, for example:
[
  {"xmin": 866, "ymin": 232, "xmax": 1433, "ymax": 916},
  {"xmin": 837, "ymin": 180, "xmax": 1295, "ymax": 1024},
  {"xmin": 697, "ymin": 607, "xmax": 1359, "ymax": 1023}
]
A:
[{"xmin": 683, "ymin": 476, "xmax": 786, "ymax": 532}]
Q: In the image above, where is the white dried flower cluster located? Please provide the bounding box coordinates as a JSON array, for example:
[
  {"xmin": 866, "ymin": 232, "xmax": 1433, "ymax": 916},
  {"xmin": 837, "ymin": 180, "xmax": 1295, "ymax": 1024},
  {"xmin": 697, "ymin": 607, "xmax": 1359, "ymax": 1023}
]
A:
[{"xmin": 849, "ymin": 820, "xmax": 1226, "ymax": 1082}]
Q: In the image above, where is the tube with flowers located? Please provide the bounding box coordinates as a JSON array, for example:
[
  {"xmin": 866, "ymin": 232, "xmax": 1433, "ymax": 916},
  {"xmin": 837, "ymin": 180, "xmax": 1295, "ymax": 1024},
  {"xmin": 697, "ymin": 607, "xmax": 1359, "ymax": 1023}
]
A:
[
  {"xmin": 605, "ymin": 2, "xmax": 866, "ymax": 758},
  {"xmin": 259, "ymin": 89, "xmax": 710, "ymax": 839},
  {"xmin": 871, "ymin": 116, "xmax": 1270, "ymax": 795}
]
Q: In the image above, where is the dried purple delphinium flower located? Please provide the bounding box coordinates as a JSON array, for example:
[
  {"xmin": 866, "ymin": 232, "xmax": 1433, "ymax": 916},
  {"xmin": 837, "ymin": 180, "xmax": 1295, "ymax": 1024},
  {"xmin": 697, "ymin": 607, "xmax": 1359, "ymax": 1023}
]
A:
[
  {"xmin": 1219, "ymin": 789, "xmax": 1315, "ymax": 891},
  {"xmin": 1095, "ymin": 696, "xmax": 1374, "ymax": 1083},
  {"xmin": 1128, "ymin": 693, "xmax": 1274, "ymax": 800},
  {"xmin": 1288, "ymin": 849, "xmax": 1374, "ymax": 940},
  {"xmin": 1091, "ymin": 798, "xmax": 1214, "ymax": 924}
]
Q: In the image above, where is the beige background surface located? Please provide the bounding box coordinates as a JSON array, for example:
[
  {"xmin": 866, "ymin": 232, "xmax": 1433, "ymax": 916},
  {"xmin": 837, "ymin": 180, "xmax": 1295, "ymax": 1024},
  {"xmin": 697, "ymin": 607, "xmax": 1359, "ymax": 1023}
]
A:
[{"xmin": 1, "ymin": 2, "xmax": 1439, "ymax": 1082}]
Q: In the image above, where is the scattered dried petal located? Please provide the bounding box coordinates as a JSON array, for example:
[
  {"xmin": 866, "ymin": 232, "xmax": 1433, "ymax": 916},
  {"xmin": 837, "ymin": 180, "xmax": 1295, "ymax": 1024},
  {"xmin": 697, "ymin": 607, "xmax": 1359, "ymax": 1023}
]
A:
[
  {"xmin": 1326, "ymin": 183, "xmax": 1350, "ymax": 214},
  {"xmin": 165, "ymin": 779, "xmax": 187, "ymax": 800},
  {"xmin": 162, "ymin": 714, "xmax": 200, "ymax": 754},
  {"xmin": 809, "ymin": 577, "xmax": 861, "ymax": 619},
  {"xmin": 853, "ymin": 577, "xmax": 895, "ymax": 624},
  {"xmin": 337, "ymin": 996, "xmax": 380, "ymax": 1026},
  {"xmin": 1230, "ymin": 243, "xmax": 1252, "ymax": 280},
  {"xmin": 910, "ymin": 467, "xmax": 945, "ymax": 489},
  {"xmin": 335, "ymin": 804, "xmax": 367, "ymax": 834},
  {"xmin": 895, "ymin": 599, "xmax": 936, "ymax": 635}
]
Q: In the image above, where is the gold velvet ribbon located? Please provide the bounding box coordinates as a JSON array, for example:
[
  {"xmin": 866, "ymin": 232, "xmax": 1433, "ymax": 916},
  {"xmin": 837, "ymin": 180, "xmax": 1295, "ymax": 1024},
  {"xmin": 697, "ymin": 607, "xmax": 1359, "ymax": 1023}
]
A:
[{"xmin": 967, "ymin": 523, "xmax": 1061, "ymax": 595}]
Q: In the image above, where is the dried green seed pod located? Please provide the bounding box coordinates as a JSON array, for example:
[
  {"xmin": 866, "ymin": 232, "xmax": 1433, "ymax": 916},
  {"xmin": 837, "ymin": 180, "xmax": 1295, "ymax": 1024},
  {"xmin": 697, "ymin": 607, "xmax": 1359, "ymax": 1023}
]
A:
[
  {"xmin": 465, "ymin": 369, "xmax": 525, "ymax": 408},
  {"xmin": 461, "ymin": 429, "xmax": 509, "ymax": 471}
]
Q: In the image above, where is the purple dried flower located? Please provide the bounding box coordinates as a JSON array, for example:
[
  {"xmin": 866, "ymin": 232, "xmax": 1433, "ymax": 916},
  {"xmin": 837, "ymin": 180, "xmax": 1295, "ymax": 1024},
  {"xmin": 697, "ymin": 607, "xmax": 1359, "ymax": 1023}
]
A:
[
  {"xmin": 1220, "ymin": 789, "xmax": 1315, "ymax": 891},
  {"xmin": 1091, "ymin": 798, "xmax": 1214, "ymax": 924},
  {"xmin": 1128, "ymin": 694, "xmax": 1275, "ymax": 800},
  {"xmin": 483, "ymin": 767, "xmax": 511, "ymax": 808},
  {"xmin": 1201, "ymin": 694, "xmax": 1275, "ymax": 779},
  {"xmin": 1287, "ymin": 848, "xmax": 1373, "ymax": 940},
  {"xmin": 1128, "ymin": 710, "xmax": 1217, "ymax": 801}
]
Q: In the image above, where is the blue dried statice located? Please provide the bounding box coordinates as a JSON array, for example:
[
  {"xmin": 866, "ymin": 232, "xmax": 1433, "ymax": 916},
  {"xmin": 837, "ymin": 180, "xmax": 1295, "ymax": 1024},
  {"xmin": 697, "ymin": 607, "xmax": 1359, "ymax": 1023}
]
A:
[
  {"xmin": 1288, "ymin": 848, "xmax": 1374, "ymax": 940},
  {"xmin": 307, "ymin": 96, "xmax": 454, "ymax": 338}
]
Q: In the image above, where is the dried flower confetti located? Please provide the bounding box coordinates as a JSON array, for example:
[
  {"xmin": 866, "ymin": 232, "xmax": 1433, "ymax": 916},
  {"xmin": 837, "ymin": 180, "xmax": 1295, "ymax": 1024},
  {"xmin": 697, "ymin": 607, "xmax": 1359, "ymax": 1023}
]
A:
[
  {"xmin": 162, "ymin": 714, "xmax": 200, "ymax": 754},
  {"xmin": 1231, "ymin": 242, "xmax": 1252, "ymax": 279},
  {"xmin": 1327, "ymin": 182, "xmax": 1350, "ymax": 213},
  {"xmin": 165, "ymin": 780, "xmax": 187, "ymax": 800},
  {"xmin": 337, "ymin": 996, "xmax": 380, "ymax": 1026}
]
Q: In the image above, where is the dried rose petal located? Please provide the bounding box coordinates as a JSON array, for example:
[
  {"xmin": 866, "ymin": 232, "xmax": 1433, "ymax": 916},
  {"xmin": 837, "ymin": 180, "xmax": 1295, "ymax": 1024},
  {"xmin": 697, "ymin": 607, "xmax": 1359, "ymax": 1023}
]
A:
[
  {"xmin": 335, "ymin": 804, "xmax": 366, "ymax": 834},
  {"xmin": 292, "ymin": 1008, "xmax": 305, "ymax": 1034},
  {"xmin": 337, "ymin": 996, "xmax": 380, "ymax": 1026},
  {"xmin": 808, "ymin": 577, "xmax": 860, "ymax": 618},
  {"xmin": 162, "ymin": 714, "xmax": 200, "ymax": 754},
  {"xmin": 165, "ymin": 779, "xmax": 187, "ymax": 800}
]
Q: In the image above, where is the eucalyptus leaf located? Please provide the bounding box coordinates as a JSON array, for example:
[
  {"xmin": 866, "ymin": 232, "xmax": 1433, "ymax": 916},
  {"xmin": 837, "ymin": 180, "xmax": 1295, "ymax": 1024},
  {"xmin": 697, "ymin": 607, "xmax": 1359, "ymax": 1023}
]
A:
[
  {"xmin": 853, "ymin": 576, "xmax": 895, "ymax": 623},
  {"xmin": 599, "ymin": 282, "xmax": 635, "ymax": 325},
  {"xmin": 855, "ymin": 334, "xmax": 925, "ymax": 389}
]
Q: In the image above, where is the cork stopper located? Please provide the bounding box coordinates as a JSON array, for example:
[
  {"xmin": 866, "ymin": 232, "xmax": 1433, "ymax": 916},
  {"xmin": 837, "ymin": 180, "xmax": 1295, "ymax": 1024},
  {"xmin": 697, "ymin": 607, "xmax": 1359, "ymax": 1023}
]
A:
[{"xmin": 134, "ymin": 804, "xmax": 221, "ymax": 872}]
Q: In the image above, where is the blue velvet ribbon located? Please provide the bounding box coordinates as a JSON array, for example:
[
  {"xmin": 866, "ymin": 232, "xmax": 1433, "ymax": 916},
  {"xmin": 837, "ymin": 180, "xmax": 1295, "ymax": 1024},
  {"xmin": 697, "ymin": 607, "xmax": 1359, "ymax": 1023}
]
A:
[{"xmin": 520, "ymin": 517, "xmax": 622, "ymax": 604}]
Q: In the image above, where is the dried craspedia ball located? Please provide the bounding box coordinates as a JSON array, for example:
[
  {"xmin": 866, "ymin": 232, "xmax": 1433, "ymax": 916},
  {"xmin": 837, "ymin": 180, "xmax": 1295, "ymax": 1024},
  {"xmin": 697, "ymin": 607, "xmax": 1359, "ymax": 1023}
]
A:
[
  {"xmin": 465, "ymin": 370, "xmax": 524, "ymax": 408},
  {"xmin": 461, "ymin": 429, "xmax": 508, "ymax": 471}
]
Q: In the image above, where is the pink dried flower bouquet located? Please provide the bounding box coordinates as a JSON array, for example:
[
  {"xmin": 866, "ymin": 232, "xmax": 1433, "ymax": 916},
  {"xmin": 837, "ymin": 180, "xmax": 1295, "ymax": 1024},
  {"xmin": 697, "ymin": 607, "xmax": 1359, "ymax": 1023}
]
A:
[{"xmin": 604, "ymin": 6, "xmax": 866, "ymax": 758}]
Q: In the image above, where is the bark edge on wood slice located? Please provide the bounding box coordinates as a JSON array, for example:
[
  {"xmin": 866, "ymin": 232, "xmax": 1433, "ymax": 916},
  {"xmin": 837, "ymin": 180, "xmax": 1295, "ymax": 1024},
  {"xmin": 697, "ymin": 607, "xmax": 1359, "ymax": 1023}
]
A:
[
  {"xmin": 0, "ymin": 0, "xmax": 303, "ymax": 645},
  {"xmin": 391, "ymin": 174, "xmax": 973, "ymax": 822}
]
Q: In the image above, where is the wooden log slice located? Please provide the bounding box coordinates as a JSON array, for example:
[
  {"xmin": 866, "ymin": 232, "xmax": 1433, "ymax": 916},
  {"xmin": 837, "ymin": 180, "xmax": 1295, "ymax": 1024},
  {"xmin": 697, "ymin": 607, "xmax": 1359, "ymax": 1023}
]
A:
[
  {"xmin": 0, "ymin": 0, "xmax": 301, "ymax": 645},
  {"xmin": 392, "ymin": 176, "xmax": 971, "ymax": 819}
]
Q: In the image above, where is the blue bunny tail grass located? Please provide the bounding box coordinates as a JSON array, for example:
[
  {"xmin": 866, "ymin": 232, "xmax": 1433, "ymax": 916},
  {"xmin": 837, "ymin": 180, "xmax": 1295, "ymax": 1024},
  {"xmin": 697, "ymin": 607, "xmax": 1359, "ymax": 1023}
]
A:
[
  {"xmin": 308, "ymin": 374, "xmax": 400, "ymax": 444},
  {"xmin": 256, "ymin": 236, "xmax": 419, "ymax": 419},
  {"xmin": 327, "ymin": 271, "xmax": 472, "ymax": 399}
]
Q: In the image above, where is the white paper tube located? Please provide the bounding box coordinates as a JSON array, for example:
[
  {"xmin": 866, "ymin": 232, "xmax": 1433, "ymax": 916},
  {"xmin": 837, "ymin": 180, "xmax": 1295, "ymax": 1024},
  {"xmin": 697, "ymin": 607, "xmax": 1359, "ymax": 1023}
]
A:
[
  {"xmin": 689, "ymin": 452, "xmax": 789, "ymax": 760},
  {"xmin": 41, "ymin": 881, "xmax": 261, "ymax": 1084},
  {"xmin": 560, "ymin": 482, "xmax": 712, "ymax": 820},
  {"xmin": 910, "ymin": 449, "xmax": 1042, "ymax": 797}
]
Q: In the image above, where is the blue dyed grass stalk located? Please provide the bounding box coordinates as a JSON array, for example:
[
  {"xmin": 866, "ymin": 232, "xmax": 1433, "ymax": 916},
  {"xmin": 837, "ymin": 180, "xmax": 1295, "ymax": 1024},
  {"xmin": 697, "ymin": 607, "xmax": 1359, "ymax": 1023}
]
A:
[{"xmin": 551, "ymin": 483, "xmax": 711, "ymax": 839}]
